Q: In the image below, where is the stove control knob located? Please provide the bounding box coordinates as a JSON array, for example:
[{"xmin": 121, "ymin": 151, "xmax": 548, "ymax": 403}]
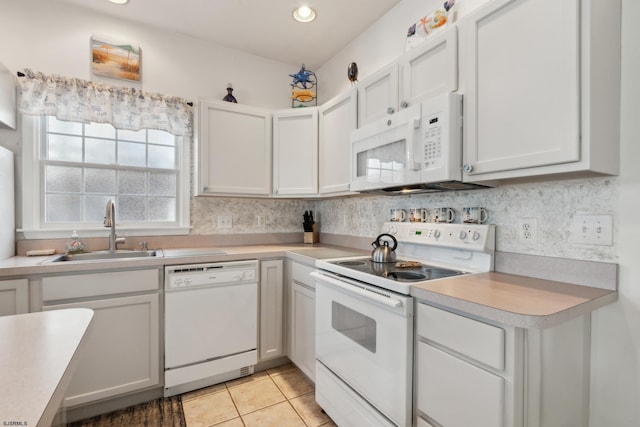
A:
[
  {"xmin": 388, "ymin": 226, "xmax": 398, "ymax": 235},
  {"xmin": 472, "ymin": 231, "xmax": 481, "ymax": 241},
  {"xmin": 433, "ymin": 229, "xmax": 441, "ymax": 238},
  {"xmin": 459, "ymin": 230, "xmax": 467, "ymax": 240}
]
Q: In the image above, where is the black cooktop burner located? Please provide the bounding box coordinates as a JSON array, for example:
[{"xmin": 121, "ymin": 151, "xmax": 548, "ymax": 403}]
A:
[{"xmin": 330, "ymin": 257, "xmax": 465, "ymax": 282}]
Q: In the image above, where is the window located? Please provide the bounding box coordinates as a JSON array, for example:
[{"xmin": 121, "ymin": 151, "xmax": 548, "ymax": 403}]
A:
[{"xmin": 21, "ymin": 116, "xmax": 190, "ymax": 238}]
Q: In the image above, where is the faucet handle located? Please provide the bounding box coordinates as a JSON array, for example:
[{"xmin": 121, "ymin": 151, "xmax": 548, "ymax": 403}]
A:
[{"xmin": 139, "ymin": 241, "xmax": 148, "ymax": 251}]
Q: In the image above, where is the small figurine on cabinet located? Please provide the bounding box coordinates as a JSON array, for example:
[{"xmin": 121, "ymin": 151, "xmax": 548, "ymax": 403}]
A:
[
  {"xmin": 289, "ymin": 64, "xmax": 317, "ymax": 107},
  {"xmin": 347, "ymin": 62, "xmax": 358, "ymax": 85},
  {"xmin": 223, "ymin": 83, "xmax": 237, "ymax": 103}
]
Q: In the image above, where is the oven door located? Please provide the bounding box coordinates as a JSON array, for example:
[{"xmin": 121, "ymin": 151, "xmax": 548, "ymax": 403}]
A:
[{"xmin": 312, "ymin": 271, "xmax": 413, "ymax": 427}]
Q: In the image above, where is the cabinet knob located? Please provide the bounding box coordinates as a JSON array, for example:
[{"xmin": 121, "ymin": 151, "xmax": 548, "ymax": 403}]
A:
[
  {"xmin": 400, "ymin": 101, "xmax": 409, "ymax": 109},
  {"xmin": 463, "ymin": 164, "xmax": 474, "ymax": 174},
  {"xmin": 386, "ymin": 107, "xmax": 395, "ymax": 115},
  {"xmin": 203, "ymin": 186, "xmax": 209, "ymax": 191}
]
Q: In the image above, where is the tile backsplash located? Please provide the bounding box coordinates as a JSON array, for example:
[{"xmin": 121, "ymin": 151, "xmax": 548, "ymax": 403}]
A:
[{"xmin": 188, "ymin": 176, "xmax": 617, "ymax": 263}]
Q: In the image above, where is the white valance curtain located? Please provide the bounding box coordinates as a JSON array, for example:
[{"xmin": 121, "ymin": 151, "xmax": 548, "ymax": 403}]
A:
[{"xmin": 17, "ymin": 69, "xmax": 193, "ymax": 136}]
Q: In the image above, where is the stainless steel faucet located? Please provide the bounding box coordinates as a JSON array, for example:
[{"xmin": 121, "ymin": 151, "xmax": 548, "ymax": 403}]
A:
[{"xmin": 104, "ymin": 199, "xmax": 125, "ymax": 252}]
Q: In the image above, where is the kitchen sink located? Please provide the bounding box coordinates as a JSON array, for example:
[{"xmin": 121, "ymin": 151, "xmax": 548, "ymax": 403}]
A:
[{"xmin": 48, "ymin": 250, "xmax": 161, "ymax": 263}]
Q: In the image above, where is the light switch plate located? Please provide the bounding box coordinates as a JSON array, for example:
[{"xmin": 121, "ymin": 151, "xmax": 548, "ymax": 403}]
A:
[
  {"xmin": 569, "ymin": 214, "xmax": 613, "ymax": 246},
  {"xmin": 217, "ymin": 215, "xmax": 233, "ymax": 229}
]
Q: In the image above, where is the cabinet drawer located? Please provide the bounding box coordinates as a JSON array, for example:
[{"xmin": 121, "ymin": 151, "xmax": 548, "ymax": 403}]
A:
[
  {"xmin": 417, "ymin": 341, "xmax": 504, "ymax": 427},
  {"xmin": 43, "ymin": 269, "xmax": 160, "ymax": 301},
  {"xmin": 292, "ymin": 262, "xmax": 315, "ymax": 289},
  {"xmin": 417, "ymin": 302, "xmax": 505, "ymax": 370}
]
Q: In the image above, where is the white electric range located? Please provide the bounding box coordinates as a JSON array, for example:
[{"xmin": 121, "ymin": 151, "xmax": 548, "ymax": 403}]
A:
[{"xmin": 313, "ymin": 221, "xmax": 495, "ymax": 427}]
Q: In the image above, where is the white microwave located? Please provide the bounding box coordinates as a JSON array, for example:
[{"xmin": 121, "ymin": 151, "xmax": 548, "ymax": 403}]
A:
[{"xmin": 350, "ymin": 93, "xmax": 485, "ymax": 194}]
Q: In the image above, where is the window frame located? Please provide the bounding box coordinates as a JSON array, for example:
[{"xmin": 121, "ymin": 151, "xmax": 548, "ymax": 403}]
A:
[{"xmin": 19, "ymin": 115, "xmax": 191, "ymax": 239}]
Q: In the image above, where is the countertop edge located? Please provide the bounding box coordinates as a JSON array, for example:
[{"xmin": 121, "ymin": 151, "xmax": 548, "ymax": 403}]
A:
[{"xmin": 411, "ymin": 282, "xmax": 618, "ymax": 329}]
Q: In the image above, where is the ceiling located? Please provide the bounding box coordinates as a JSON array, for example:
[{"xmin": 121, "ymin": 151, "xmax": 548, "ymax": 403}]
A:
[{"xmin": 54, "ymin": 0, "xmax": 403, "ymax": 70}]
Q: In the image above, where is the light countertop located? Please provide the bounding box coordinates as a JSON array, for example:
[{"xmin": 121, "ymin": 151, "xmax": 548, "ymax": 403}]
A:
[
  {"xmin": 0, "ymin": 245, "xmax": 616, "ymax": 329},
  {"xmin": 0, "ymin": 308, "xmax": 94, "ymax": 426},
  {"xmin": 411, "ymin": 272, "xmax": 617, "ymax": 328}
]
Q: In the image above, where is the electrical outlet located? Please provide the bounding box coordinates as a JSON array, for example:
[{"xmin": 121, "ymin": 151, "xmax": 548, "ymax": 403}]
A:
[
  {"xmin": 217, "ymin": 215, "xmax": 233, "ymax": 229},
  {"xmin": 569, "ymin": 214, "xmax": 613, "ymax": 245},
  {"xmin": 517, "ymin": 218, "xmax": 537, "ymax": 244}
]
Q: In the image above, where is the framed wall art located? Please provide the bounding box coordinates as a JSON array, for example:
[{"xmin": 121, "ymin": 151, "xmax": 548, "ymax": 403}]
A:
[{"xmin": 91, "ymin": 35, "xmax": 141, "ymax": 82}]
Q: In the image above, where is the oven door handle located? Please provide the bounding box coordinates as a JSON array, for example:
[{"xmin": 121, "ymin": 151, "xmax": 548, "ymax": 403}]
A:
[{"xmin": 311, "ymin": 272, "xmax": 402, "ymax": 308}]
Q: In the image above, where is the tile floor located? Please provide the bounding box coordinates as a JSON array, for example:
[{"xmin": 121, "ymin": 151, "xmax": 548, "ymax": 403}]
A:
[{"xmin": 180, "ymin": 363, "xmax": 336, "ymax": 427}]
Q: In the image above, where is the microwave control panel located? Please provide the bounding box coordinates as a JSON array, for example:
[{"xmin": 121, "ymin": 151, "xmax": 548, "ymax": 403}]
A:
[{"xmin": 422, "ymin": 113, "xmax": 443, "ymax": 169}]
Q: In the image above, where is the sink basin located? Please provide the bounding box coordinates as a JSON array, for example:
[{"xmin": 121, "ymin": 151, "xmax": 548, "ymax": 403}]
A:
[{"xmin": 49, "ymin": 250, "xmax": 160, "ymax": 263}]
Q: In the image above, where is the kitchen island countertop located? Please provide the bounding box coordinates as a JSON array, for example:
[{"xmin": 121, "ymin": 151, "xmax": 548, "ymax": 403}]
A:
[{"xmin": 0, "ymin": 308, "xmax": 94, "ymax": 426}]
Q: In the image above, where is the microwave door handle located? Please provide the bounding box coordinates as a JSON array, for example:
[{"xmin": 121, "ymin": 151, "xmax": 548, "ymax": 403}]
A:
[{"xmin": 406, "ymin": 119, "xmax": 421, "ymax": 171}]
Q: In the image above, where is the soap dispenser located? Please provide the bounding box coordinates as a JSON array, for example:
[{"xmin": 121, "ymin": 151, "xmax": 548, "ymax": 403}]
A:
[{"xmin": 66, "ymin": 230, "xmax": 85, "ymax": 254}]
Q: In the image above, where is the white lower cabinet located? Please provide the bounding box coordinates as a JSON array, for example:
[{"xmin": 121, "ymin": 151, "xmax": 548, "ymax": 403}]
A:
[
  {"xmin": 259, "ymin": 259, "xmax": 284, "ymax": 361},
  {"xmin": 41, "ymin": 269, "xmax": 161, "ymax": 408},
  {"xmin": 0, "ymin": 278, "xmax": 28, "ymax": 316},
  {"xmin": 415, "ymin": 301, "xmax": 591, "ymax": 427},
  {"xmin": 288, "ymin": 261, "xmax": 316, "ymax": 381}
]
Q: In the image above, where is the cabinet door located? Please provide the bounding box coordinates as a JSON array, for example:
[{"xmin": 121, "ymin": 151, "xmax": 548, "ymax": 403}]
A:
[
  {"xmin": 197, "ymin": 100, "xmax": 271, "ymax": 196},
  {"xmin": 290, "ymin": 281, "xmax": 315, "ymax": 381},
  {"xmin": 43, "ymin": 293, "xmax": 160, "ymax": 407},
  {"xmin": 273, "ymin": 109, "xmax": 318, "ymax": 196},
  {"xmin": 357, "ymin": 63, "xmax": 399, "ymax": 126},
  {"xmin": 461, "ymin": 0, "xmax": 580, "ymax": 177},
  {"xmin": 0, "ymin": 279, "xmax": 28, "ymax": 316},
  {"xmin": 260, "ymin": 259, "xmax": 284, "ymax": 361},
  {"xmin": 318, "ymin": 88, "xmax": 357, "ymax": 195},
  {"xmin": 417, "ymin": 341, "xmax": 504, "ymax": 427},
  {"xmin": 400, "ymin": 26, "xmax": 458, "ymax": 108}
]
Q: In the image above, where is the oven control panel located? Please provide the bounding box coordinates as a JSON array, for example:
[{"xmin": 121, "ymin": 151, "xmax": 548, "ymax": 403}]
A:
[{"xmin": 382, "ymin": 222, "xmax": 495, "ymax": 252}]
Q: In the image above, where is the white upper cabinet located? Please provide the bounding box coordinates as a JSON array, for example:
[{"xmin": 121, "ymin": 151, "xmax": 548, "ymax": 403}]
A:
[
  {"xmin": 318, "ymin": 88, "xmax": 358, "ymax": 196},
  {"xmin": 357, "ymin": 63, "xmax": 400, "ymax": 126},
  {"xmin": 273, "ymin": 108, "xmax": 318, "ymax": 197},
  {"xmin": 400, "ymin": 27, "xmax": 458, "ymax": 109},
  {"xmin": 460, "ymin": 0, "xmax": 620, "ymax": 183},
  {"xmin": 0, "ymin": 63, "xmax": 16, "ymax": 129},
  {"xmin": 358, "ymin": 27, "xmax": 458, "ymax": 127},
  {"xmin": 196, "ymin": 100, "xmax": 272, "ymax": 197}
]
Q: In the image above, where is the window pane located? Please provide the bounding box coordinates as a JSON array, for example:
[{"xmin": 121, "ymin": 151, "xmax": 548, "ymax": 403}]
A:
[
  {"xmin": 86, "ymin": 138, "xmax": 116, "ymax": 165},
  {"xmin": 118, "ymin": 129, "xmax": 146, "ymax": 142},
  {"xmin": 48, "ymin": 117, "xmax": 82, "ymax": 135},
  {"xmin": 85, "ymin": 168, "xmax": 115, "ymax": 194},
  {"xmin": 48, "ymin": 134, "xmax": 82, "ymax": 162},
  {"xmin": 118, "ymin": 141, "xmax": 146, "ymax": 167},
  {"xmin": 148, "ymin": 145, "xmax": 175, "ymax": 169},
  {"xmin": 148, "ymin": 129, "xmax": 175, "ymax": 146},
  {"xmin": 85, "ymin": 122, "xmax": 116, "ymax": 139},
  {"xmin": 119, "ymin": 196, "xmax": 146, "ymax": 221},
  {"xmin": 45, "ymin": 165, "xmax": 82, "ymax": 193},
  {"xmin": 84, "ymin": 196, "xmax": 111, "ymax": 222},
  {"xmin": 118, "ymin": 170, "xmax": 146, "ymax": 194},
  {"xmin": 149, "ymin": 172, "xmax": 176, "ymax": 196},
  {"xmin": 46, "ymin": 195, "xmax": 81, "ymax": 222},
  {"xmin": 149, "ymin": 197, "xmax": 176, "ymax": 221}
]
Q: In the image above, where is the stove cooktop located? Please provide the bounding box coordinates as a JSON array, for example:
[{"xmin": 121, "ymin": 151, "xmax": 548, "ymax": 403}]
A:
[{"xmin": 329, "ymin": 257, "xmax": 465, "ymax": 283}]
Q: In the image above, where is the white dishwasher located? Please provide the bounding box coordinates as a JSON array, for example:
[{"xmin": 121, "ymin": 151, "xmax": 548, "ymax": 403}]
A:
[{"xmin": 164, "ymin": 260, "xmax": 258, "ymax": 397}]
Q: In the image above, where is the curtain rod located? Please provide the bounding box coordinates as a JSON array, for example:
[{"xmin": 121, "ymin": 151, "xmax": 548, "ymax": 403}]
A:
[{"xmin": 16, "ymin": 71, "xmax": 194, "ymax": 106}]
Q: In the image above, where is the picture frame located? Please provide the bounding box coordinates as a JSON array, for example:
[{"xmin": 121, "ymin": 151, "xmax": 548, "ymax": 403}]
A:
[{"xmin": 91, "ymin": 35, "xmax": 141, "ymax": 82}]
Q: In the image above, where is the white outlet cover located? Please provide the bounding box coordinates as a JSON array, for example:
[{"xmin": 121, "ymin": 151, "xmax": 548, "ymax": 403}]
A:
[{"xmin": 517, "ymin": 218, "xmax": 537, "ymax": 244}]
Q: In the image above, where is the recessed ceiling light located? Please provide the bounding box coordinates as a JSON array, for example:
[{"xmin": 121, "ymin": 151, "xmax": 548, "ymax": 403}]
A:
[
  {"xmin": 293, "ymin": 6, "xmax": 316, "ymax": 23},
  {"xmin": 109, "ymin": 0, "xmax": 129, "ymax": 4}
]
